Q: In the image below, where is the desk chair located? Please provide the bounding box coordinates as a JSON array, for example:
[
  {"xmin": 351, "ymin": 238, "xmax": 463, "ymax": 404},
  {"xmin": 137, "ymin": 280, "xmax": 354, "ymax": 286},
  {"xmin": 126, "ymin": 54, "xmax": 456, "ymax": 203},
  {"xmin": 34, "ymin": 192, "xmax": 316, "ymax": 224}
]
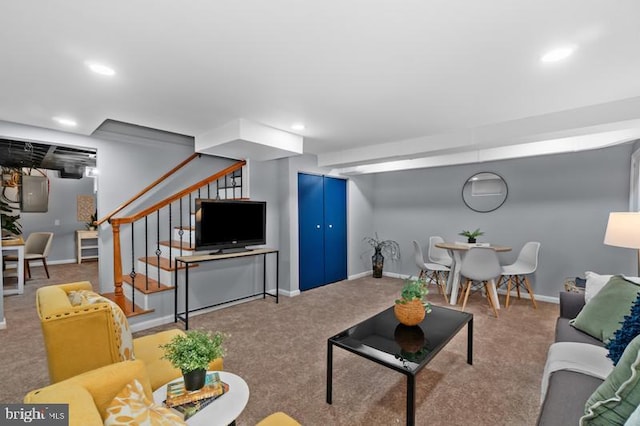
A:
[
  {"xmin": 459, "ymin": 247, "xmax": 501, "ymax": 317},
  {"xmin": 428, "ymin": 236, "xmax": 453, "ymax": 267},
  {"xmin": 500, "ymin": 241, "xmax": 540, "ymax": 308},
  {"xmin": 4, "ymin": 232, "xmax": 53, "ymax": 279},
  {"xmin": 412, "ymin": 240, "xmax": 449, "ymax": 303}
]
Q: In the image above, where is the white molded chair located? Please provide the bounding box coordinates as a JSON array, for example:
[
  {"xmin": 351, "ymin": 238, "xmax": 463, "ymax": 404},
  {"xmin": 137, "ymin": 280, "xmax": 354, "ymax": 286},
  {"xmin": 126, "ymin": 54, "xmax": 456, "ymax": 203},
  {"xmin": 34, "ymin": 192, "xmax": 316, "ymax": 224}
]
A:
[
  {"xmin": 5, "ymin": 232, "xmax": 54, "ymax": 279},
  {"xmin": 459, "ymin": 247, "xmax": 501, "ymax": 317},
  {"xmin": 500, "ymin": 241, "xmax": 540, "ymax": 309},
  {"xmin": 428, "ymin": 236, "xmax": 453, "ymax": 267},
  {"xmin": 412, "ymin": 240, "xmax": 449, "ymax": 303}
]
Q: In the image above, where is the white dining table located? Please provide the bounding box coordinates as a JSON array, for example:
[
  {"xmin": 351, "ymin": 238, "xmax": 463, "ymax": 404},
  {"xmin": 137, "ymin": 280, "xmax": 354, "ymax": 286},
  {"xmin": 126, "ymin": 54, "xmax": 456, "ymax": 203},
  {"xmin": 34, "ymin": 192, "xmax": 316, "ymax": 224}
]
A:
[{"xmin": 435, "ymin": 242, "xmax": 511, "ymax": 309}]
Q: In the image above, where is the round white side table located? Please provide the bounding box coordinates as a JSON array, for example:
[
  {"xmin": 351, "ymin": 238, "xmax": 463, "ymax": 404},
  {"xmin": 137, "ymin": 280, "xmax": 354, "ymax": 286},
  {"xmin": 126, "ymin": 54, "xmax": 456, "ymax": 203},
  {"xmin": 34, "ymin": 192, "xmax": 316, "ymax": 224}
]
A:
[{"xmin": 153, "ymin": 371, "xmax": 250, "ymax": 426}]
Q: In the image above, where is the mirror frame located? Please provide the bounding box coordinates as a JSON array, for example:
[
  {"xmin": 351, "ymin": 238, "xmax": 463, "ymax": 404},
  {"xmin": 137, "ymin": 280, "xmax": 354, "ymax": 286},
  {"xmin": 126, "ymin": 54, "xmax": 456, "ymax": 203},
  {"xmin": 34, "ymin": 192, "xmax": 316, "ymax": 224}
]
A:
[{"xmin": 461, "ymin": 172, "xmax": 508, "ymax": 213}]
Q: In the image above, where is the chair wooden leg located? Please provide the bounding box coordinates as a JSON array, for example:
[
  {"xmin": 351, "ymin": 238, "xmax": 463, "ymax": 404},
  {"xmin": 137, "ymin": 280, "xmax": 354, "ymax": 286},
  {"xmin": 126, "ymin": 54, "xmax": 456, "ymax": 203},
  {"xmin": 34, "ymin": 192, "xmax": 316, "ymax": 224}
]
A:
[
  {"xmin": 25, "ymin": 259, "xmax": 31, "ymax": 279},
  {"xmin": 515, "ymin": 276, "xmax": 522, "ymax": 300},
  {"xmin": 505, "ymin": 276, "xmax": 512, "ymax": 308},
  {"xmin": 523, "ymin": 275, "xmax": 537, "ymax": 309},
  {"xmin": 42, "ymin": 259, "xmax": 50, "ymax": 279},
  {"xmin": 418, "ymin": 269, "xmax": 425, "ymax": 280},
  {"xmin": 484, "ymin": 282, "xmax": 499, "ymax": 318},
  {"xmin": 436, "ymin": 271, "xmax": 449, "ymax": 304},
  {"xmin": 461, "ymin": 279, "xmax": 472, "ymax": 312}
]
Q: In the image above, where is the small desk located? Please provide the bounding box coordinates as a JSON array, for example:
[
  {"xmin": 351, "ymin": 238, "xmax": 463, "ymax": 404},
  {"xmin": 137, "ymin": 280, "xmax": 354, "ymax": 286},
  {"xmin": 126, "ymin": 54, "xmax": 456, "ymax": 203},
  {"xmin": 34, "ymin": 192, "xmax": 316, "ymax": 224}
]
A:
[
  {"xmin": 76, "ymin": 230, "xmax": 99, "ymax": 263},
  {"xmin": 153, "ymin": 371, "xmax": 249, "ymax": 426},
  {"xmin": 435, "ymin": 242, "xmax": 511, "ymax": 308},
  {"xmin": 175, "ymin": 248, "xmax": 279, "ymax": 329},
  {"xmin": 2, "ymin": 236, "xmax": 25, "ymax": 295}
]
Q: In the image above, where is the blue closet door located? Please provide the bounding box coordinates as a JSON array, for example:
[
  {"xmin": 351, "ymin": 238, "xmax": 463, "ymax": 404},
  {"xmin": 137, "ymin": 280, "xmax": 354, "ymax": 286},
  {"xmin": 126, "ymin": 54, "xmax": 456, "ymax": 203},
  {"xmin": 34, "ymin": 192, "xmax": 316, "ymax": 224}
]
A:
[
  {"xmin": 323, "ymin": 176, "xmax": 347, "ymax": 284},
  {"xmin": 298, "ymin": 173, "xmax": 325, "ymax": 291}
]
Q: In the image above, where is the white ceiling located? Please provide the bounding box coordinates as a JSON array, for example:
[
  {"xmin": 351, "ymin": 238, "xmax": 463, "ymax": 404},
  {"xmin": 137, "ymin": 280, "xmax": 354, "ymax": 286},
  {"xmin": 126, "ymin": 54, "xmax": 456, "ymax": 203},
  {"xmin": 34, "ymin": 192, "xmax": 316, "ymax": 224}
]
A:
[{"xmin": 2, "ymin": 1, "xmax": 640, "ymax": 172}]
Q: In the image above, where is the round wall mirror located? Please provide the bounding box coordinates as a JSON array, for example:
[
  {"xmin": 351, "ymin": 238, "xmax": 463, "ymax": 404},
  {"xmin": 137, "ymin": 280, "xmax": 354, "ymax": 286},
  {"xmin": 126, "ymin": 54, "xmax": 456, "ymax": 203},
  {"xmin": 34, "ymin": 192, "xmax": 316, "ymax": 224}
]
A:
[{"xmin": 462, "ymin": 172, "xmax": 508, "ymax": 213}]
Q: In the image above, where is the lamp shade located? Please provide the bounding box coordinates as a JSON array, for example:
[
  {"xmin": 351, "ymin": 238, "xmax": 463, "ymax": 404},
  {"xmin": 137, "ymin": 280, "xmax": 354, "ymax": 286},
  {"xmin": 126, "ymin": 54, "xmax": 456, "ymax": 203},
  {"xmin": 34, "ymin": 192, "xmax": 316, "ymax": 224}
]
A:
[{"xmin": 604, "ymin": 212, "xmax": 640, "ymax": 249}]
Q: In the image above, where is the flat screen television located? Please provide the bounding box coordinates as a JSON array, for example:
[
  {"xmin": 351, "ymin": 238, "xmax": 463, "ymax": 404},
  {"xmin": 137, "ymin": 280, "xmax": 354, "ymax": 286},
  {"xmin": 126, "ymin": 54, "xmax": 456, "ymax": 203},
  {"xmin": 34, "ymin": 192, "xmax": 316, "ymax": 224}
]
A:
[{"xmin": 195, "ymin": 199, "xmax": 266, "ymax": 253}]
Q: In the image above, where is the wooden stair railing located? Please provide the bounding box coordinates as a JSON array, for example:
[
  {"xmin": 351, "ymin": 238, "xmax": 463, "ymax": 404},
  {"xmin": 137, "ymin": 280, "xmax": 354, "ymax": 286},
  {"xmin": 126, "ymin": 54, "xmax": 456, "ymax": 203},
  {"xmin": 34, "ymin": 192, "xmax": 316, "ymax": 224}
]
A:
[
  {"xmin": 96, "ymin": 153, "xmax": 200, "ymax": 227},
  {"xmin": 108, "ymin": 160, "xmax": 247, "ymax": 312}
]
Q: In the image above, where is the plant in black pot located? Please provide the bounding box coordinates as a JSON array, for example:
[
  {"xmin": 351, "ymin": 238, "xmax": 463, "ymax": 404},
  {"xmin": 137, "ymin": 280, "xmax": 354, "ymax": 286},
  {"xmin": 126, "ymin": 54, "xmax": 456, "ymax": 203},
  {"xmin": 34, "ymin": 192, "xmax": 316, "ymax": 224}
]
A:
[
  {"xmin": 160, "ymin": 330, "xmax": 226, "ymax": 391},
  {"xmin": 364, "ymin": 233, "xmax": 400, "ymax": 278},
  {"xmin": 459, "ymin": 228, "xmax": 484, "ymax": 244}
]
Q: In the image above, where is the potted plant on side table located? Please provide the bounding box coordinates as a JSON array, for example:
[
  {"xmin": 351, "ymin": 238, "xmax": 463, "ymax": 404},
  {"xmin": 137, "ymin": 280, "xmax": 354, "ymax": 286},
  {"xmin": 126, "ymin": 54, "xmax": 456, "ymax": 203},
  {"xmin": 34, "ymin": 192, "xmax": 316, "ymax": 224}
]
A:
[
  {"xmin": 160, "ymin": 330, "xmax": 226, "ymax": 391},
  {"xmin": 86, "ymin": 210, "xmax": 98, "ymax": 231},
  {"xmin": 394, "ymin": 278, "xmax": 432, "ymax": 326},
  {"xmin": 364, "ymin": 233, "xmax": 400, "ymax": 278}
]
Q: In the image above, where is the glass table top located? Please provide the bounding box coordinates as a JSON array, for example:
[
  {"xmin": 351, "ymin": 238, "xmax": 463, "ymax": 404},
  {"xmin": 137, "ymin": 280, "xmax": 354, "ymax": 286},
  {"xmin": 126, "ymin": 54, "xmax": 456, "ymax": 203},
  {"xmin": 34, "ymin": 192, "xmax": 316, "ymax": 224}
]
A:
[{"xmin": 328, "ymin": 305, "xmax": 472, "ymax": 374}]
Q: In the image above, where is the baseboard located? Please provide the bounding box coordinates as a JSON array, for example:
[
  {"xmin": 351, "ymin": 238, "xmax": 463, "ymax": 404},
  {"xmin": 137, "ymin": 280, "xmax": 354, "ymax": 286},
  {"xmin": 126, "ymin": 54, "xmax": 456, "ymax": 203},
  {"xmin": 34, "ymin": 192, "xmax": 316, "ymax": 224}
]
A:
[
  {"xmin": 0, "ymin": 317, "xmax": 6, "ymax": 330},
  {"xmin": 130, "ymin": 315, "xmax": 175, "ymax": 333},
  {"xmin": 382, "ymin": 272, "xmax": 561, "ymax": 304},
  {"xmin": 4, "ymin": 258, "xmax": 78, "ymax": 269},
  {"xmin": 129, "ymin": 293, "xmax": 285, "ymax": 332},
  {"xmin": 496, "ymin": 288, "xmax": 559, "ymax": 304},
  {"xmin": 49, "ymin": 259, "xmax": 79, "ymax": 265},
  {"xmin": 270, "ymin": 288, "xmax": 300, "ymax": 297},
  {"xmin": 348, "ymin": 271, "xmax": 371, "ymax": 280}
]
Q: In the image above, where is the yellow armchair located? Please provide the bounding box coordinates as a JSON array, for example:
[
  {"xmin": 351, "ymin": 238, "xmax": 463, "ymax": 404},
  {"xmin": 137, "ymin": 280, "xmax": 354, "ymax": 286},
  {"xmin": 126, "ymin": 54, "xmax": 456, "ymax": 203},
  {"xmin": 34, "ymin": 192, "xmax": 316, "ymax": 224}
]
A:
[
  {"xmin": 36, "ymin": 281, "xmax": 223, "ymax": 390},
  {"xmin": 25, "ymin": 360, "xmax": 152, "ymax": 426}
]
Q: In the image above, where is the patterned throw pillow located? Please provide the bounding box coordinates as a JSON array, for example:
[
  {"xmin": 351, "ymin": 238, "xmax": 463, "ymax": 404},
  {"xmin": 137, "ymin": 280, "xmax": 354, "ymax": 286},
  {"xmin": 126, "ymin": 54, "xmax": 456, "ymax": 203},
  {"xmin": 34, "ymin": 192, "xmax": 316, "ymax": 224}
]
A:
[
  {"xmin": 104, "ymin": 379, "xmax": 186, "ymax": 426},
  {"xmin": 581, "ymin": 334, "xmax": 640, "ymax": 425},
  {"xmin": 68, "ymin": 290, "xmax": 135, "ymax": 361},
  {"xmin": 606, "ymin": 292, "xmax": 640, "ymax": 365}
]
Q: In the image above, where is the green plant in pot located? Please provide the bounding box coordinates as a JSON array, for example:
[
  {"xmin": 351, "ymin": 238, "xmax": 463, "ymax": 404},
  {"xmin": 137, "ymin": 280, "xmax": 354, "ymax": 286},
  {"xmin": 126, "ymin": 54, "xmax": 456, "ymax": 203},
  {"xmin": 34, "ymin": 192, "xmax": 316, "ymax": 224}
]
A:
[
  {"xmin": 394, "ymin": 278, "xmax": 432, "ymax": 326},
  {"xmin": 1, "ymin": 199, "xmax": 22, "ymax": 236},
  {"xmin": 364, "ymin": 233, "xmax": 400, "ymax": 278},
  {"xmin": 86, "ymin": 210, "xmax": 98, "ymax": 230},
  {"xmin": 459, "ymin": 228, "xmax": 484, "ymax": 243},
  {"xmin": 160, "ymin": 330, "xmax": 226, "ymax": 391}
]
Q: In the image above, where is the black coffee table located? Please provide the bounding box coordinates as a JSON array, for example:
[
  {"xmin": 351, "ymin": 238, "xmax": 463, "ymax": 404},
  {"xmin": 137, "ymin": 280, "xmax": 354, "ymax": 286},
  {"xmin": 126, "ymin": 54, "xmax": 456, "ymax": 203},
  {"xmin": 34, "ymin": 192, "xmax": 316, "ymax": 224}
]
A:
[{"xmin": 326, "ymin": 304, "xmax": 473, "ymax": 426}]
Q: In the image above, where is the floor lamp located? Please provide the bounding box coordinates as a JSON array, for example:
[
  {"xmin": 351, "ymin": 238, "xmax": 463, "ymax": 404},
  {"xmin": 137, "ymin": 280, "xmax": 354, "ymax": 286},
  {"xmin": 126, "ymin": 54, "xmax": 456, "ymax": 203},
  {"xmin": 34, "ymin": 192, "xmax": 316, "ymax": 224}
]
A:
[{"xmin": 604, "ymin": 212, "xmax": 640, "ymax": 276}]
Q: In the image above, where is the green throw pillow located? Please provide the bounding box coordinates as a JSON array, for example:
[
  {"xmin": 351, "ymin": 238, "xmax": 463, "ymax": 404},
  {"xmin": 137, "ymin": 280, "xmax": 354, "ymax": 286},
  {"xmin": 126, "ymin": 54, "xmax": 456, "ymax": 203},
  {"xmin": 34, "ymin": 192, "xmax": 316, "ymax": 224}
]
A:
[
  {"xmin": 571, "ymin": 275, "xmax": 640, "ymax": 343},
  {"xmin": 581, "ymin": 334, "xmax": 640, "ymax": 425}
]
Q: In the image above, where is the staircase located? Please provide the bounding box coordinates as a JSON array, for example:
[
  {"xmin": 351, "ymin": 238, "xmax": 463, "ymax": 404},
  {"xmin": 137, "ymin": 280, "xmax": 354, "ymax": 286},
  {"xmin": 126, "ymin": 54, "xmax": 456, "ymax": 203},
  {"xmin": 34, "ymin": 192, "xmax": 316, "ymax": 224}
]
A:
[{"xmin": 101, "ymin": 158, "xmax": 247, "ymax": 317}]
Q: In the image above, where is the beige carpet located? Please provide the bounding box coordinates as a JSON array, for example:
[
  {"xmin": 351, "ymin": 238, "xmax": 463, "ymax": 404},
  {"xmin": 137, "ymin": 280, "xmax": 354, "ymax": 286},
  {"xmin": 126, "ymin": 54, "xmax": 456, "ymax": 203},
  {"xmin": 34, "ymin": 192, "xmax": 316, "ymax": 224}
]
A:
[{"xmin": 1, "ymin": 262, "xmax": 557, "ymax": 425}]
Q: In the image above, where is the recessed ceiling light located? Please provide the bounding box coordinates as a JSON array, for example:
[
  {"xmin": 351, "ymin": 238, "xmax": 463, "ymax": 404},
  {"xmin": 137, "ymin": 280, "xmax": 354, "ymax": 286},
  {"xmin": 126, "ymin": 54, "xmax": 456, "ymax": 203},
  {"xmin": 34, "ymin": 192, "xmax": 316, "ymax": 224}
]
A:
[
  {"xmin": 540, "ymin": 46, "xmax": 577, "ymax": 63},
  {"xmin": 53, "ymin": 117, "xmax": 77, "ymax": 127},
  {"xmin": 85, "ymin": 60, "xmax": 115, "ymax": 76},
  {"xmin": 291, "ymin": 123, "xmax": 305, "ymax": 131}
]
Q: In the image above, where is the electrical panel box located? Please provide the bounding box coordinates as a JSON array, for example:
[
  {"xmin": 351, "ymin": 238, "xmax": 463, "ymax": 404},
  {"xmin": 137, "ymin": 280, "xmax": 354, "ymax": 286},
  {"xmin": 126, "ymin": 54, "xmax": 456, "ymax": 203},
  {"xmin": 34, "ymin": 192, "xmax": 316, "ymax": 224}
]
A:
[{"xmin": 21, "ymin": 175, "xmax": 48, "ymax": 212}]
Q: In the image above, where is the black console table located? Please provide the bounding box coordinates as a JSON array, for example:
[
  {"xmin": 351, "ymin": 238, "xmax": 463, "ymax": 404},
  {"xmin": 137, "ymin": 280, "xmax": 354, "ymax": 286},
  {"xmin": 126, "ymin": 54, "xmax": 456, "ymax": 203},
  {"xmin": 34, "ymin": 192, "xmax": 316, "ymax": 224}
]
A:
[{"xmin": 174, "ymin": 248, "xmax": 279, "ymax": 329}]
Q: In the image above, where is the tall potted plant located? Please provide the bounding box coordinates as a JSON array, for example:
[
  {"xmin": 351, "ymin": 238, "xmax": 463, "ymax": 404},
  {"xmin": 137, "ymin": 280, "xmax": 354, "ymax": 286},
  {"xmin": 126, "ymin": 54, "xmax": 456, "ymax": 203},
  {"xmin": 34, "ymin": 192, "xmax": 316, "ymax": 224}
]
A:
[
  {"xmin": 364, "ymin": 233, "xmax": 400, "ymax": 278},
  {"xmin": 160, "ymin": 330, "xmax": 226, "ymax": 391},
  {"xmin": 1, "ymin": 199, "xmax": 21, "ymax": 236}
]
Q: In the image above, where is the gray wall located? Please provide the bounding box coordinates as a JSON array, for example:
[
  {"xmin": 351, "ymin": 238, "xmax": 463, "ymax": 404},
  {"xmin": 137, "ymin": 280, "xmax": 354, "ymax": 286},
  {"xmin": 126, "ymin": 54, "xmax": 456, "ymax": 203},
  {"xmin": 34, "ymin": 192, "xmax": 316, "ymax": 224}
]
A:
[
  {"xmin": 20, "ymin": 174, "xmax": 95, "ymax": 263},
  {"xmin": 2, "ymin": 118, "xmax": 636, "ymax": 303},
  {"xmin": 367, "ymin": 143, "xmax": 635, "ymax": 299}
]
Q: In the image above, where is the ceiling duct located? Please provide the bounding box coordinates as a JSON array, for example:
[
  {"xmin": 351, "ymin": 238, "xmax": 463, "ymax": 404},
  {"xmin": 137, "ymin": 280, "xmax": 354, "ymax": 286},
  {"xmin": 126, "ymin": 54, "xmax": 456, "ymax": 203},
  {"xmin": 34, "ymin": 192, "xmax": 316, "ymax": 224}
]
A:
[{"xmin": 0, "ymin": 138, "xmax": 96, "ymax": 178}]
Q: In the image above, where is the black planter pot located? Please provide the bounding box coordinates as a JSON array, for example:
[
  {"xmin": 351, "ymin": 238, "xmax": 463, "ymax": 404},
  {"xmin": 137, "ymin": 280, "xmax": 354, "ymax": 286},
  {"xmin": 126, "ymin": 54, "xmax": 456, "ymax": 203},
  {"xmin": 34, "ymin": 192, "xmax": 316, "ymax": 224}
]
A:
[
  {"xmin": 183, "ymin": 368, "xmax": 207, "ymax": 391},
  {"xmin": 372, "ymin": 247, "xmax": 384, "ymax": 278},
  {"xmin": 467, "ymin": 238, "xmax": 476, "ymax": 243}
]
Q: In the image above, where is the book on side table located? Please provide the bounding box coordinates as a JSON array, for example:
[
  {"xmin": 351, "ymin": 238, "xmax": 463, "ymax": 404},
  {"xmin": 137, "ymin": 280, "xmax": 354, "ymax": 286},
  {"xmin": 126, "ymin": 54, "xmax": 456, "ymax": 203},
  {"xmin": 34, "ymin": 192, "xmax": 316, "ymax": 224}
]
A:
[{"xmin": 164, "ymin": 372, "xmax": 230, "ymax": 420}]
